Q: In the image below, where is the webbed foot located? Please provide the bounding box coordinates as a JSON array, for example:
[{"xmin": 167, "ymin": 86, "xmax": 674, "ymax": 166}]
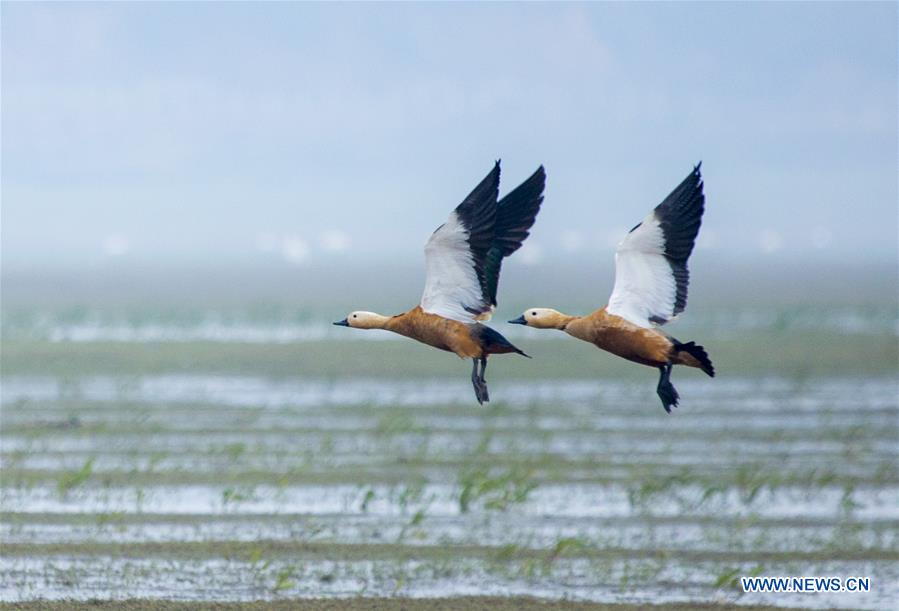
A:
[{"xmin": 656, "ymin": 364, "xmax": 679, "ymax": 413}]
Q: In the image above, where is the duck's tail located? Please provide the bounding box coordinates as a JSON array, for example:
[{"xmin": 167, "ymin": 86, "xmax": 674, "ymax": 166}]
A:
[
  {"xmin": 477, "ymin": 325, "xmax": 531, "ymax": 358},
  {"xmin": 672, "ymin": 339, "xmax": 714, "ymax": 377}
]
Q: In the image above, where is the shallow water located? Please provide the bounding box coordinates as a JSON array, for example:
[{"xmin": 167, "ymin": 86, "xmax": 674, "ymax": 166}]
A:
[
  {"xmin": 3, "ymin": 554, "xmax": 898, "ymax": 609},
  {"xmin": 3, "ymin": 373, "xmax": 896, "ymax": 409},
  {"xmin": 4, "ymin": 481, "xmax": 899, "ymax": 522},
  {"xmin": 2, "ymin": 371, "xmax": 897, "ymax": 609}
]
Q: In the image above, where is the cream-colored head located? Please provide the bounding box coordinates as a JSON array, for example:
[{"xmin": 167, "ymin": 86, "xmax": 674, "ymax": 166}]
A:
[
  {"xmin": 333, "ymin": 311, "xmax": 390, "ymax": 330},
  {"xmin": 508, "ymin": 308, "xmax": 572, "ymax": 330}
]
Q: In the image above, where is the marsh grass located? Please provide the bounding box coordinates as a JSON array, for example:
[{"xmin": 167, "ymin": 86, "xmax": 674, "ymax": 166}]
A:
[
  {"xmin": 458, "ymin": 465, "xmax": 538, "ymax": 513},
  {"xmin": 222, "ymin": 485, "xmax": 258, "ymax": 507},
  {"xmin": 271, "ymin": 565, "xmax": 298, "ymax": 592},
  {"xmin": 56, "ymin": 457, "xmax": 94, "ymax": 497}
]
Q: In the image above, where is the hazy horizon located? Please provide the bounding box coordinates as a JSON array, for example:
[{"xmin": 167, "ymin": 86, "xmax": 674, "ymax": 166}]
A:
[
  {"xmin": 3, "ymin": 2, "xmax": 897, "ymax": 272},
  {"xmin": 2, "ymin": 258, "xmax": 894, "ymax": 311}
]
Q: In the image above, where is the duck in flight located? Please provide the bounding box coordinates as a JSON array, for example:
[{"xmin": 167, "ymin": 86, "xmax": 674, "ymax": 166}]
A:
[
  {"xmin": 334, "ymin": 161, "xmax": 546, "ymax": 404},
  {"xmin": 509, "ymin": 164, "xmax": 714, "ymax": 413}
]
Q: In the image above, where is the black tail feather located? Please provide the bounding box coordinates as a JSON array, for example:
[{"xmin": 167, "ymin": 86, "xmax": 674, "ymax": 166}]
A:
[
  {"xmin": 477, "ymin": 325, "xmax": 531, "ymax": 358},
  {"xmin": 674, "ymin": 340, "xmax": 715, "ymax": 377}
]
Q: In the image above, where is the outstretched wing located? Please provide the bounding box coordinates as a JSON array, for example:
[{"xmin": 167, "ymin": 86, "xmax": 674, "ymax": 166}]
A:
[
  {"xmin": 421, "ymin": 163, "xmax": 546, "ymax": 323},
  {"xmin": 480, "ymin": 165, "xmax": 546, "ymax": 309},
  {"xmin": 421, "ymin": 162, "xmax": 500, "ymax": 323},
  {"xmin": 607, "ymin": 164, "xmax": 705, "ymax": 328}
]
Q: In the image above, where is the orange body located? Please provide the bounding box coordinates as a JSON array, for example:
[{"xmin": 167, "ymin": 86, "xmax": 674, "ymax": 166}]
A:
[
  {"xmin": 386, "ymin": 307, "xmax": 482, "ymax": 358},
  {"xmin": 565, "ymin": 307, "xmax": 704, "ymax": 370},
  {"xmin": 385, "ymin": 306, "xmax": 522, "ymax": 360}
]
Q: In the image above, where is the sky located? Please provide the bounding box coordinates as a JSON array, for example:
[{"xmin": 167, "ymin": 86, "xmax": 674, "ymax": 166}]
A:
[{"xmin": 2, "ymin": 2, "xmax": 897, "ymax": 271}]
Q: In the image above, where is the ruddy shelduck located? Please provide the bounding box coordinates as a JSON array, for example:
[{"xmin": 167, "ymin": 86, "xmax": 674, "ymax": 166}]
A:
[
  {"xmin": 510, "ymin": 164, "xmax": 714, "ymax": 413},
  {"xmin": 335, "ymin": 161, "xmax": 545, "ymax": 404}
]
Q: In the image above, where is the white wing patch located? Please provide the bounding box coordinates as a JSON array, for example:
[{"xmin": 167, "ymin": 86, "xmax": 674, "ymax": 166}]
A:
[
  {"xmin": 420, "ymin": 211, "xmax": 486, "ymax": 323},
  {"xmin": 606, "ymin": 213, "xmax": 677, "ymax": 328}
]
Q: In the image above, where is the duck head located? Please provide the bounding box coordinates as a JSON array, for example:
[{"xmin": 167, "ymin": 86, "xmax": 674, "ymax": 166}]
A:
[
  {"xmin": 333, "ymin": 311, "xmax": 391, "ymax": 330},
  {"xmin": 508, "ymin": 308, "xmax": 572, "ymax": 330}
]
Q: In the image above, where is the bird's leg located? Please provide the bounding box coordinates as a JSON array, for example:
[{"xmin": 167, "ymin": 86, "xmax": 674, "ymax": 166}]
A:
[
  {"xmin": 656, "ymin": 363, "xmax": 679, "ymax": 413},
  {"xmin": 477, "ymin": 356, "xmax": 489, "ymax": 403},
  {"xmin": 471, "ymin": 359, "xmax": 485, "ymax": 405}
]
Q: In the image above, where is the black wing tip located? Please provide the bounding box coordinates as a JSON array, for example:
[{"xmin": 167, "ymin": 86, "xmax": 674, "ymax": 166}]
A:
[
  {"xmin": 480, "ymin": 160, "xmax": 501, "ymax": 191},
  {"xmin": 691, "ymin": 162, "xmax": 704, "ymax": 193},
  {"xmin": 490, "ymin": 159, "xmax": 501, "ymax": 184},
  {"xmin": 500, "ymin": 164, "xmax": 547, "ymax": 204},
  {"xmin": 686, "ymin": 162, "xmax": 703, "ymax": 188},
  {"xmin": 524, "ymin": 166, "xmax": 547, "ymax": 199},
  {"xmin": 459, "ymin": 161, "xmax": 501, "ymax": 210},
  {"xmin": 478, "ymin": 164, "xmax": 546, "ymax": 306},
  {"xmin": 533, "ymin": 164, "xmax": 547, "ymax": 188},
  {"xmin": 486, "ymin": 160, "xmax": 501, "ymax": 185},
  {"xmin": 492, "ymin": 165, "xmax": 547, "ymax": 253},
  {"xmin": 654, "ymin": 166, "xmax": 704, "ymax": 214}
]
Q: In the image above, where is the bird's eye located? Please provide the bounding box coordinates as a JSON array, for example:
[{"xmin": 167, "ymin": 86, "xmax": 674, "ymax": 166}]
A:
[
  {"xmin": 352, "ymin": 314, "xmax": 358, "ymax": 318},
  {"xmin": 531, "ymin": 311, "xmax": 537, "ymax": 316}
]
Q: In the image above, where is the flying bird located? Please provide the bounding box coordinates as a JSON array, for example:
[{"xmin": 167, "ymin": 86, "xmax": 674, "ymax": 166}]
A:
[
  {"xmin": 335, "ymin": 161, "xmax": 546, "ymax": 404},
  {"xmin": 509, "ymin": 164, "xmax": 713, "ymax": 412}
]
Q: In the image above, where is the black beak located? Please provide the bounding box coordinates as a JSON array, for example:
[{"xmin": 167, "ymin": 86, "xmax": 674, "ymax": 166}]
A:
[
  {"xmin": 508, "ymin": 315, "xmax": 527, "ymax": 325},
  {"xmin": 333, "ymin": 319, "xmax": 349, "ymax": 327}
]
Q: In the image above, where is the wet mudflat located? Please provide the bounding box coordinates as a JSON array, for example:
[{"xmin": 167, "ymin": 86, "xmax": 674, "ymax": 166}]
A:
[
  {"xmin": 1, "ymin": 333, "xmax": 897, "ymax": 609},
  {"xmin": 0, "ymin": 599, "xmax": 791, "ymax": 611}
]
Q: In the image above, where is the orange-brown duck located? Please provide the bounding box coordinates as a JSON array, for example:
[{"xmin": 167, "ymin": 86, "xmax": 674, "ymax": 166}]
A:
[
  {"xmin": 510, "ymin": 164, "xmax": 714, "ymax": 412},
  {"xmin": 335, "ymin": 161, "xmax": 545, "ymax": 404}
]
